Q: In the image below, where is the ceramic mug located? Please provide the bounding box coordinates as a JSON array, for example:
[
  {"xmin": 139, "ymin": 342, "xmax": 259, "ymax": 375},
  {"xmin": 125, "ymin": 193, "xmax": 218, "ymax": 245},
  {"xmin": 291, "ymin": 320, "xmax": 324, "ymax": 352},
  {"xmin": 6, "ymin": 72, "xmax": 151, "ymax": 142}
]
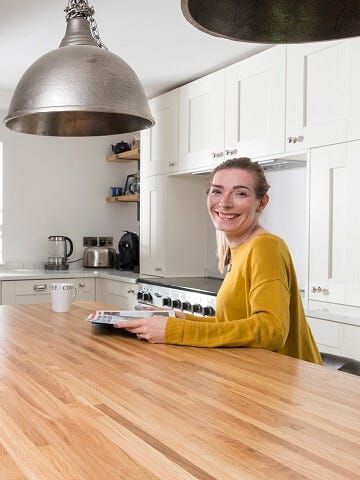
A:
[{"xmin": 50, "ymin": 283, "xmax": 78, "ymax": 312}]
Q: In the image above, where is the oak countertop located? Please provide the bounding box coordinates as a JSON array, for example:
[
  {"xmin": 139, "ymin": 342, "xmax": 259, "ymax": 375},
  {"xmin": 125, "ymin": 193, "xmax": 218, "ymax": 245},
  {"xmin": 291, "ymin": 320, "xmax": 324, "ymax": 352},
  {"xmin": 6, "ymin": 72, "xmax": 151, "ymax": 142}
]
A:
[{"xmin": 0, "ymin": 302, "xmax": 359, "ymax": 479}]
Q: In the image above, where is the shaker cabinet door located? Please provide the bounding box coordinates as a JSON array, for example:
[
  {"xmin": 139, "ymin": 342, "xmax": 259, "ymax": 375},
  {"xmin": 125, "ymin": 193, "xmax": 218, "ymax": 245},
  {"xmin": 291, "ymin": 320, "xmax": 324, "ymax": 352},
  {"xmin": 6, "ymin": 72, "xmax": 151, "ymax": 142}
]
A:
[
  {"xmin": 140, "ymin": 89, "xmax": 179, "ymax": 178},
  {"xmin": 225, "ymin": 46, "xmax": 286, "ymax": 159},
  {"xmin": 286, "ymin": 40, "xmax": 349, "ymax": 152},
  {"xmin": 140, "ymin": 175, "xmax": 167, "ymax": 276},
  {"xmin": 178, "ymin": 69, "xmax": 225, "ymax": 172},
  {"xmin": 308, "ymin": 141, "xmax": 360, "ymax": 307}
]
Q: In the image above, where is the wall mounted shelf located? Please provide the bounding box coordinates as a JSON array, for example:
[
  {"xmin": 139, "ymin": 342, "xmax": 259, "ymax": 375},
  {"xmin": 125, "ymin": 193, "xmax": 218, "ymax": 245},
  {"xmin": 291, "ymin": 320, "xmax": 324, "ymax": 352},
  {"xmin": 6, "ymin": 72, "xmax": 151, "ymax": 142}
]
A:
[
  {"xmin": 106, "ymin": 148, "xmax": 140, "ymax": 162},
  {"xmin": 106, "ymin": 194, "xmax": 139, "ymax": 203}
]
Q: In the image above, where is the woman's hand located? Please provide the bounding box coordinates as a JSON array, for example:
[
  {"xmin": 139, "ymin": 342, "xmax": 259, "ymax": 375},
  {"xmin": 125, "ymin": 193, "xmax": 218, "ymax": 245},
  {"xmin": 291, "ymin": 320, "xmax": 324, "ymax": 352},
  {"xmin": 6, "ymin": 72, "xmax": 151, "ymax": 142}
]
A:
[{"xmin": 114, "ymin": 315, "xmax": 168, "ymax": 343}]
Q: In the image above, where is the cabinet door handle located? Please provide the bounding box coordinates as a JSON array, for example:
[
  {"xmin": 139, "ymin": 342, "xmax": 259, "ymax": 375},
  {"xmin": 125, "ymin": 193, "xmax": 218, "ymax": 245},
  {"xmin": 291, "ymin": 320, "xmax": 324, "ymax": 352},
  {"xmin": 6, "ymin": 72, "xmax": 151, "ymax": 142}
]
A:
[
  {"xmin": 225, "ymin": 149, "xmax": 238, "ymax": 156},
  {"xmin": 154, "ymin": 266, "xmax": 162, "ymax": 272},
  {"xmin": 212, "ymin": 152, "xmax": 224, "ymax": 158},
  {"xmin": 78, "ymin": 283, "xmax": 86, "ymax": 288},
  {"xmin": 287, "ymin": 135, "xmax": 304, "ymax": 144},
  {"xmin": 33, "ymin": 284, "xmax": 47, "ymax": 292},
  {"xmin": 127, "ymin": 288, "xmax": 135, "ymax": 295},
  {"xmin": 311, "ymin": 286, "xmax": 322, "ymax": 293}
]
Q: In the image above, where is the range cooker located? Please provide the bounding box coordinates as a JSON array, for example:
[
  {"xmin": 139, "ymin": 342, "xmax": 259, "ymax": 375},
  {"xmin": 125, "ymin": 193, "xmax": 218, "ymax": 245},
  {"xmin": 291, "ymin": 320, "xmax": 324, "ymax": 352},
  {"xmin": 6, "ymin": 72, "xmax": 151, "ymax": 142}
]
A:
[{"xmin": 137, "ymin": 277, "xmax": 223, "ymax": 316}]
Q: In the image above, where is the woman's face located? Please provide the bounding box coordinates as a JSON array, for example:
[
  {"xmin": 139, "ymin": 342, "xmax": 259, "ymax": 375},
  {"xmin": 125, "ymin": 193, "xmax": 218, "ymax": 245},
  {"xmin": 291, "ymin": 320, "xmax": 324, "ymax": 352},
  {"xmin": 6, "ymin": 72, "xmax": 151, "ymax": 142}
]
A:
[{"xmin": 207, "ymin": 168, "xmax": 268, "ymax": 241}]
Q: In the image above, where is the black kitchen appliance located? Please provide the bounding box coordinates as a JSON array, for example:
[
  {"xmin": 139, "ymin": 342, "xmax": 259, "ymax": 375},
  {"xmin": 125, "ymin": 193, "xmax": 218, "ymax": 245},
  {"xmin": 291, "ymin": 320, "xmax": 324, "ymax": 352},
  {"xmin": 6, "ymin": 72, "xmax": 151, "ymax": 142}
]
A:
[{"xmin": 116, "ymin": 231, "xmax": 139, "ymax": 271}]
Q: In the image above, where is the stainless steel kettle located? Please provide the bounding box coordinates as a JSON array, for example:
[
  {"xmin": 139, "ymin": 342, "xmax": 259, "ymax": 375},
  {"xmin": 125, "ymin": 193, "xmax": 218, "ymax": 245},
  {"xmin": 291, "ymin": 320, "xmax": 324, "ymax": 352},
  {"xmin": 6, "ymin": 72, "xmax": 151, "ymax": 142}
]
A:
[{"xmin": 45, "ymin": 235, "xmax": 73, "ymax": 270}]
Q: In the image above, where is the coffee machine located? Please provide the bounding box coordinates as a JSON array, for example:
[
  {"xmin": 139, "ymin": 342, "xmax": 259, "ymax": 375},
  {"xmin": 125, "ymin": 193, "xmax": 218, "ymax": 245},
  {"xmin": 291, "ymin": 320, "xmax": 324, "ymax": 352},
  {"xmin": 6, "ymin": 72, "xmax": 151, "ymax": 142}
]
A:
[{"xmin": 45, "ymin": 235, "xmax": 73, "ymax": 270}]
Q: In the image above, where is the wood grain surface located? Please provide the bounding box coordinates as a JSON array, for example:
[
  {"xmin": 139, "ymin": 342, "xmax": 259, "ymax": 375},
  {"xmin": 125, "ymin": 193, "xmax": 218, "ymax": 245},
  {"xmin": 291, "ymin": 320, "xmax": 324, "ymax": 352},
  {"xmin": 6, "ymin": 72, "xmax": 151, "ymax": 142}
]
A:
[{"xmin": 0, "ymin": 302, "xmax": 359, "ymax": 480}]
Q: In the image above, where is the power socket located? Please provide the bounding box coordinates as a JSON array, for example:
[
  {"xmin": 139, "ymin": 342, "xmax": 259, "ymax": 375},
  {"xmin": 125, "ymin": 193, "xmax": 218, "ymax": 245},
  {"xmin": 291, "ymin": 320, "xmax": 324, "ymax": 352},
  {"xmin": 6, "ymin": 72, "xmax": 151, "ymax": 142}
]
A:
[
  {"xmin": 99, "ymin": 236, "xmax": 113, "ymax": 246},
  {"xmin": 83, "ymin": 236, "xmax": 97, "ymax": 247}
]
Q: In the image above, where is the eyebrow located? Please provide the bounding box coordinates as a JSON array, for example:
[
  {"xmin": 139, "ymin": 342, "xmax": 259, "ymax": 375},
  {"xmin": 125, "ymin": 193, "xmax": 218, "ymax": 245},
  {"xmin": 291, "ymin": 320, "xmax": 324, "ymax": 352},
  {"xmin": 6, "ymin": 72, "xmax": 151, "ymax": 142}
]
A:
[{"xmin": 210, "ymin": 183, "xmax": 252, "ymax": 191}]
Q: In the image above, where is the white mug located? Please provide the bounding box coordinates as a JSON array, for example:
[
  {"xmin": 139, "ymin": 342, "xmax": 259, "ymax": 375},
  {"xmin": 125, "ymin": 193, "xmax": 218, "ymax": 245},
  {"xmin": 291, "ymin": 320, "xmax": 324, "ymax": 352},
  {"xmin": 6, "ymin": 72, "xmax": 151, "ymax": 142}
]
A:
[{"xmin": 50, "ymin": 283, "xmax": 78, "ymax": 312}]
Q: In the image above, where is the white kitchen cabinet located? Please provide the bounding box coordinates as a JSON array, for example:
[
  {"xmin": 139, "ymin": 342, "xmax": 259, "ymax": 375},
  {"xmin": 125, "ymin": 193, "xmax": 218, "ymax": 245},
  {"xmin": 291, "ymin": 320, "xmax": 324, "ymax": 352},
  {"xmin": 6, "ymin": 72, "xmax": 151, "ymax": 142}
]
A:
[
  {"xmin": 308, "ymin": 141, "xmax": 360, "ymax": 307},
  {"xmin": 286, "ymin": 38, "xmax": 360, "ymax": 152},
  {"xmin": 140, "ymin": 174, "xmax": 207, "ymax": 276},
  {"xmin": 178, "ymin": 69, "xmax": 225, "ymax": 172},
  {"xmin": 225, "ymin": 46, "xmax": 286, "ymax": 159},
  {"xmin": 95, "ymin": 278, "xmax": 137, "ymax": 309},
  {"xmin": 1, "ymin": 278, "xmax": 95, "ymax": 305},
  {"xmin": 140, "ymin": 89, "xmax": 179, "ymax": 177},
  {"xmin": 307, "ymin": 316, "xmax": 360, "ymax": 361}
]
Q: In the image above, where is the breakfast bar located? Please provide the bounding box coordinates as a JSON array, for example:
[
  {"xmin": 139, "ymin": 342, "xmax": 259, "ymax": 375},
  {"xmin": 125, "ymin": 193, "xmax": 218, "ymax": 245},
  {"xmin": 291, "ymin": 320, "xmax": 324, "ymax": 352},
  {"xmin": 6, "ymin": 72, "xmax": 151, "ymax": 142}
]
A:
[{"xmin": 0, "ymin": 302, "xmax": 359, "ymax": 479}]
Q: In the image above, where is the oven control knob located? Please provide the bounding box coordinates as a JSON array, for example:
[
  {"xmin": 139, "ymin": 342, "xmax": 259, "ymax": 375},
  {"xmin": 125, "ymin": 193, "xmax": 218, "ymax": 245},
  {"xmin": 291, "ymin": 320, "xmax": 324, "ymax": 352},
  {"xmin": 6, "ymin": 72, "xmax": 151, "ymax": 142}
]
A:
[
  {"xmin": 143, "ymin": 293, "xmax": 152, "ymax": 302},
  {"xmin": 192, "ymin": 304, "xmax": 203, "ymax": 314},
  {"xmin": 203, "ymin": 306, "xmax": 215, "ymax": 316},
  {"xmin": 162, "ymin": 297, "xmax": 172, "ymax": 307},
  {"xmin": 172, "ymin": 299, "xmax": 181, "ymax": 309},
  {"xmin": 182, "ymin": 301, "xmax": 192, "ymax": 312},
  {"xmin": 137, "ymin": 291, "xmax": 143, "ymax": 300}
]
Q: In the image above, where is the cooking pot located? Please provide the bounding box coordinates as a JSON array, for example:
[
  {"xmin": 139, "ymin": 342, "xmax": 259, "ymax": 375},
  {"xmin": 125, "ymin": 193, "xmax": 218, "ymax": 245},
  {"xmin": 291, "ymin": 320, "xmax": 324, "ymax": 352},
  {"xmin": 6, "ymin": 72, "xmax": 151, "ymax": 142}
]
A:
[{"xmin": 83, "ymin": 246, "xmax": 116, "ymax": 268}]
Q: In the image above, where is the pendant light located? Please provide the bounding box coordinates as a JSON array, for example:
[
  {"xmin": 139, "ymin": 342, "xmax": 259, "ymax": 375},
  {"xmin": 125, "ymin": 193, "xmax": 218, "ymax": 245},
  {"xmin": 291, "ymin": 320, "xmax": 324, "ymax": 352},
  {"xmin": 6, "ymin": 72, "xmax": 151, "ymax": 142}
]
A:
[
  {"xmin": 181, "ymin": 0, "xmax": 360, "ymax": 44},
  {"xmin": 4, "ymin": 0, "xmax": 154, "ymax": 136}
]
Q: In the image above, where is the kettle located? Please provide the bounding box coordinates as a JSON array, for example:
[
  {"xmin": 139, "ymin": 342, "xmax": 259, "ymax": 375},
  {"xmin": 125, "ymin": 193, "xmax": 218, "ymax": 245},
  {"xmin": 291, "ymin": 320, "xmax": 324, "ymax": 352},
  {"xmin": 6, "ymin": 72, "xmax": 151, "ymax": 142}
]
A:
[{"xmin": 45, "ymin": 235, "xmax": 73, "ymax": 270}]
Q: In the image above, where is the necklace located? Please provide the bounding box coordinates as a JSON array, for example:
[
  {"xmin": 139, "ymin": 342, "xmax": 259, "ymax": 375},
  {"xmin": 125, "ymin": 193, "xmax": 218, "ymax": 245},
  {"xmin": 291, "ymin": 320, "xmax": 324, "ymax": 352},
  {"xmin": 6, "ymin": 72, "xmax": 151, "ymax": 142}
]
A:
[{"xmin": 227, "ymin": 225, "xmax": 259, "ymax": 272}]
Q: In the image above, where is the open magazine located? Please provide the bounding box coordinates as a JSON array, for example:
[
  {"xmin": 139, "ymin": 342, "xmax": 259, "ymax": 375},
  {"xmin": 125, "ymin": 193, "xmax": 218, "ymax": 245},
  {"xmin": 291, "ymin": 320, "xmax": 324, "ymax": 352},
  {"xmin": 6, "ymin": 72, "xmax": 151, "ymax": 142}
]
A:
[{"xmin": 85, "ymin": 309, "xmax": 175, "ymax": 325}]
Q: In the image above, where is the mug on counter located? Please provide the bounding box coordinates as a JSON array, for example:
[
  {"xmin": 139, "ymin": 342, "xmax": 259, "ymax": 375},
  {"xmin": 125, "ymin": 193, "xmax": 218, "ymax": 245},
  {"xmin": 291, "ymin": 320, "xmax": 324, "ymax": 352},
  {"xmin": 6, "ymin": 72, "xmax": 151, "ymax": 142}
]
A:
[
  {"xmin": 50, "ymin": 283, "xmax": 78, "ymax": 312},
  {"xmin": 110, "ymin": 187, "xmax": 122, "ymax": 197}
]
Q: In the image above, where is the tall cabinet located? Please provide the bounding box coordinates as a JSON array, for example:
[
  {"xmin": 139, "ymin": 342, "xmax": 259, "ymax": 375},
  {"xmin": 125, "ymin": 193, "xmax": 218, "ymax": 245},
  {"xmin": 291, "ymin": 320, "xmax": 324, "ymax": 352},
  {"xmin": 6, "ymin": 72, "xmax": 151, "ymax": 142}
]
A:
[{"xmin": 308, "ymin": 141, "xmax": 360, "ymax": 307}]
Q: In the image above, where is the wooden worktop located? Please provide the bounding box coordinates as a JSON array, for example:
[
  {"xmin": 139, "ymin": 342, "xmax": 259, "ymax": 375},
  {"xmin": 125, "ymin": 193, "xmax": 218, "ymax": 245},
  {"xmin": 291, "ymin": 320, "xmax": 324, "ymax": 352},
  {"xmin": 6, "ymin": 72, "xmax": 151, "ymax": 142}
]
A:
[{"xmin": 0, "ymin": 302, "xmax": 359, "ymax": 479}]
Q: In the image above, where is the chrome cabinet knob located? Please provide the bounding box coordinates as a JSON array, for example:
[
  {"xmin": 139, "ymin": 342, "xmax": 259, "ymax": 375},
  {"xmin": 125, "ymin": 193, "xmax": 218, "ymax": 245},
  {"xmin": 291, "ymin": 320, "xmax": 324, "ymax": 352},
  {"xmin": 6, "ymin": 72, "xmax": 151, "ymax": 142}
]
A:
[
  {"xmin": 33, "ymin": 284, "xmax": 47, "ymax": 291},
  {"xmin": 154, "ymin": 266, "xmax": 162, "ymax": 272},
  {"xmin": 167, "ymin": 161, "xmax": 175, "ymax": 167},
  {"xmin": 78, "ymin": 283, "xmax": 85, "ymax": 288},
  {"xmin": 225, "ymin": 148, "xmax": 237, "ymax": 156},
  {"xmin": 311, "ymin": 286, "xmax": 322, "ymax": 293},
  {"xmin": 212, "ymin": 152, "xmax": 224, "ymax": 158},
  {"xmin": 127, "ymin": 288, "xmax": 135, "ymax": 295},
  {"xmin": 287, "ymin": 135, "xmax": 304, "ymax": 144}
]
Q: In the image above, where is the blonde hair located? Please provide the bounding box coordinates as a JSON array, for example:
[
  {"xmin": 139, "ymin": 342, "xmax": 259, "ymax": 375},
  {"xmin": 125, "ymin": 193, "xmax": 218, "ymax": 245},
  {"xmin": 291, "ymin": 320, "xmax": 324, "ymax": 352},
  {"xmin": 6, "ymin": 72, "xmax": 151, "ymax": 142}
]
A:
[{"xmin": 209, "ymin": 158, "xmax": 270, "ymax": 273}]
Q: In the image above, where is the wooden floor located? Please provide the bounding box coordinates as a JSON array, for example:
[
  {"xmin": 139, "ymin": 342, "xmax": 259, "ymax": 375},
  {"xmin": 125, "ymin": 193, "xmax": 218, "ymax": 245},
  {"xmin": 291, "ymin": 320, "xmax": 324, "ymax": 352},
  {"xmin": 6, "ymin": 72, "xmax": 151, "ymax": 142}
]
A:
[{"xmin": 0, "ymin": 302, "xmax": 359, "ymax": 479}]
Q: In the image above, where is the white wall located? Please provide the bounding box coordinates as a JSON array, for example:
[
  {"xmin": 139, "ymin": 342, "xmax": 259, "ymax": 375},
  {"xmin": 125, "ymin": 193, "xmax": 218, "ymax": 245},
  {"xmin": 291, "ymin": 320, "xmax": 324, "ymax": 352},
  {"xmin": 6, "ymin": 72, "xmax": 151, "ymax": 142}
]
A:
[
  {"xmin": 261, "ymin": 167, "xmax": 307, "ymax": 290},
  {"xmin": 0, "ymin": 105, "xmax": 139, "ymax": 268}
]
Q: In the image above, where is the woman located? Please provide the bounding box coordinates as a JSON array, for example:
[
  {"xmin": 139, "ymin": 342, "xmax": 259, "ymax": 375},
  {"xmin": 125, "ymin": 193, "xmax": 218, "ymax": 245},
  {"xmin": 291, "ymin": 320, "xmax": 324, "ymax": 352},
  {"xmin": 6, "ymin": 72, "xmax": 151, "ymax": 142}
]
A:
[{"xmin": 115, "ymin": 157, "xmax": 322, "ymax": 364}]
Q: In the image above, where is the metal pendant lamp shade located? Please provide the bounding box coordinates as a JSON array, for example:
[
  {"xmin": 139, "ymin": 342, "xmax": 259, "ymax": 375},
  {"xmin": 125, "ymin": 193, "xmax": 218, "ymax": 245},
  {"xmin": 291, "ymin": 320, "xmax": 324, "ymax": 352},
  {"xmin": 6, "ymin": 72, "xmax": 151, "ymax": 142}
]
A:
[
  {"xmin": 4, "ymin": 4, "xmax": 154, "ymax": 136},
  {"xmin": 181, "ymin": 0, "xmax": 360, "ymax": 44}
]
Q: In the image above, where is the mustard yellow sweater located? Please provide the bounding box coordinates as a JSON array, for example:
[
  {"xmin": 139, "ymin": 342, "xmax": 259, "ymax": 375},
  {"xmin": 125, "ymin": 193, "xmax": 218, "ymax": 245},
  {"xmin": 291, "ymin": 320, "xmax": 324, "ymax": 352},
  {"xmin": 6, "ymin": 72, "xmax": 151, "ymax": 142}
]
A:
[{"xmin": 165, "ymin": 233, "xmax": 322, "ymax": 364}]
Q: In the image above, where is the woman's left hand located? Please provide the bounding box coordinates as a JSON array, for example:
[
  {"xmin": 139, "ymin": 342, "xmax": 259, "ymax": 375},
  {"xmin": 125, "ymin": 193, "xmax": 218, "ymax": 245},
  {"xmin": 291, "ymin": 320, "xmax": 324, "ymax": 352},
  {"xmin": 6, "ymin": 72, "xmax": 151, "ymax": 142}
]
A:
[{"xmin": 114, "ymin": 315, "xmax": 168, "ymax": 343}]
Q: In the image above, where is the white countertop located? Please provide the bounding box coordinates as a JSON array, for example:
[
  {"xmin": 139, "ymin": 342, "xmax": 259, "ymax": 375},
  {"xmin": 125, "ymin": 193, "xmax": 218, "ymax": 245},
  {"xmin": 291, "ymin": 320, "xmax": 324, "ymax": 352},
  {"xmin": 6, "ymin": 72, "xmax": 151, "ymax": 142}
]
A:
[
  {"xmin": 0, "ymin": 267, "xmax": 141, "ymax": 283},
  {"xmin": 303, "ymin": 299, "xmax": 360, "ymax": 327}
]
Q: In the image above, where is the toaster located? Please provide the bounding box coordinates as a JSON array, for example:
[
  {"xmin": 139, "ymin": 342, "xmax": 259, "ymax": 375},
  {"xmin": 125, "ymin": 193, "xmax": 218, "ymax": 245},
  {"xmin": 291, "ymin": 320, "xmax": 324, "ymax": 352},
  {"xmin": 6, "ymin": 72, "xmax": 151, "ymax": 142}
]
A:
[{"xmin": 83, "ymin": 246, "xmax": 116, "ymax": 268}]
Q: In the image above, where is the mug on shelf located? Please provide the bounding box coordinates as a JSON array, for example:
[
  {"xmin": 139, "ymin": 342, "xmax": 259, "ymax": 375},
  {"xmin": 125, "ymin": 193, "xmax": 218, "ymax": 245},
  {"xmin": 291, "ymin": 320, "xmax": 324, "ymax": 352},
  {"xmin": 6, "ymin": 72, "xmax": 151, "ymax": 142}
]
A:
[{"xmin": 110, "ymin": 187, "xmax": 122, "ymax": 197}]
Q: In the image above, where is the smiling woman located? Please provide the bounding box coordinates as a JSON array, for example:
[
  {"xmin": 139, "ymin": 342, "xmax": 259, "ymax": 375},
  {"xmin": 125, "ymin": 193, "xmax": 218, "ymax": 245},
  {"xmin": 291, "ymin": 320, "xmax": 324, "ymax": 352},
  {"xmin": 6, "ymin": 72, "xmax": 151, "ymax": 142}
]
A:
[{"xmin": 115, "ymin": 157, "xmax": 322, "ymax": 365}]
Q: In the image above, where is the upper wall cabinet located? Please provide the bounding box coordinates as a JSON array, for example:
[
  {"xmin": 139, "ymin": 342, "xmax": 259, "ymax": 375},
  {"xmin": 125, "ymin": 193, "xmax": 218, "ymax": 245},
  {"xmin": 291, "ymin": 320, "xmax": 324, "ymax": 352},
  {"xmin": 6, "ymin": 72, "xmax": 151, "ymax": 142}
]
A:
[
  {"xmin": 178, "ymin": 47, "xmax": 286, "ymax": 172},
  {"xmin": 225, "ymin": 46, "xmax": 286, "ymax": 159},
  {"xmin": 179, "ymin": 70, "xmax": 225, "ymax": 172},
  {"xmin": 140, "ymin": 89, "xmax": 179, "ymax": 178},
  {"xmin": 308, "ymin": 141, "xmax": 360, "ymax": 307},
  {"xmin": 286, "ymin": 38, "xmax": 360, "ymax": 152}
]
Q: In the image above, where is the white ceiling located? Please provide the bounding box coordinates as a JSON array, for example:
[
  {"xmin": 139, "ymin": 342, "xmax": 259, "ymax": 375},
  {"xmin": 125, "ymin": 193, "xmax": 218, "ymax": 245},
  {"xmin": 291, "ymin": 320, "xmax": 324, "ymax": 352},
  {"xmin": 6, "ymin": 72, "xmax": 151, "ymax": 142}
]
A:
[{"xmin": 0, "ymin": 0, "xmax": 272, "ymax": 98}]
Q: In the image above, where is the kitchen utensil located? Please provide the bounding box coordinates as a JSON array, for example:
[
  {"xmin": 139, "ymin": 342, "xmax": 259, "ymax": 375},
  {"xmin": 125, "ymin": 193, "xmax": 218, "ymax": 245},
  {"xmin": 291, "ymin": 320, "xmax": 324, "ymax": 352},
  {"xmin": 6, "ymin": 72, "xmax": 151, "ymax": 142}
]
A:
[
  {"xmin": 45, "ymin": 235, "xmax": 73, "ymax": 270},
  {"xmin": 83, "ymin": 246, "xmax": 116, "ymax": 268}
]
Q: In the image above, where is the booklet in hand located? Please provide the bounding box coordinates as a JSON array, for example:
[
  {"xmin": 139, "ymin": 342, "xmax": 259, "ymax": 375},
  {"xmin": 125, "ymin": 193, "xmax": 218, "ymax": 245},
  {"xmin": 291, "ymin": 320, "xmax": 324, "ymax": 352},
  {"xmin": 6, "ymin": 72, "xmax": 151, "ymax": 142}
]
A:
[{"xmin": 85, "ymin": 309, "xmax": 175, "ymax": 325}]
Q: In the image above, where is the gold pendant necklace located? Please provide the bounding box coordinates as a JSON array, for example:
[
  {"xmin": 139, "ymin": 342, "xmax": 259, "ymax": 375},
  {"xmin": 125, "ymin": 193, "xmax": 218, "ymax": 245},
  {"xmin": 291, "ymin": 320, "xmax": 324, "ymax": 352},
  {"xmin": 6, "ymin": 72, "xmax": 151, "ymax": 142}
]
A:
[{"xmin": 227, "ymin": 225, "xmax": 259, "ymax": 272}]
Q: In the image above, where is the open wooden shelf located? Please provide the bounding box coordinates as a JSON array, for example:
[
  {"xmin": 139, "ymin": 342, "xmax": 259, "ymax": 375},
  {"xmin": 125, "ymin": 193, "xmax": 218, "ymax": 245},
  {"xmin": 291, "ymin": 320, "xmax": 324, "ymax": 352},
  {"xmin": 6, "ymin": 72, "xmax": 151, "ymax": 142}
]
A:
[
  {"xmin": 106, "ymin": 148, "xmax": 140, "ymax": 162},
  {"xmin": 106, "ymin": 194, "xmax": 139, "ymax": 203}
]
